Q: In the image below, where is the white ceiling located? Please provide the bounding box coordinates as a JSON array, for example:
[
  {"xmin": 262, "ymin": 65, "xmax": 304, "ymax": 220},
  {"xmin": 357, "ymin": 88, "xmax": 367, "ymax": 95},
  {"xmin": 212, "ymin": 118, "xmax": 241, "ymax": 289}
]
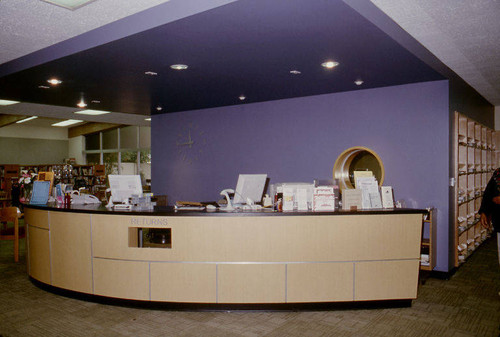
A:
[
  {"xmin": 0, "ymin": 0, "xmax": 498, "ymax": 128},
  {"xmin": 0, "ymin": 0, "xmax": 170, "ymax": 126},
  {"xmin": 0, "ymin": 0, "xmax": 171, "ymax": 65},
  {"xmin": 371, "ymin": 0, "xmax": 500, "ymax": 107}
]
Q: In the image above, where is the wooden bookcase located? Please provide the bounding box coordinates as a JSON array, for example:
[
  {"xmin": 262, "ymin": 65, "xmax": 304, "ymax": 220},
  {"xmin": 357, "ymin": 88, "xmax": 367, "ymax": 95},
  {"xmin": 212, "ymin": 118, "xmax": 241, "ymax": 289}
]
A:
[
  {"xmin": 420, "ymin": 208, "xmax": 436, "ymax": 271},
  {"xmin": 453, "ymin": 112, "xmax": 497, "ymax": 266},
  {"xmin": 0, "ymin": 164, "xmax": 105, "ymax": 194}
]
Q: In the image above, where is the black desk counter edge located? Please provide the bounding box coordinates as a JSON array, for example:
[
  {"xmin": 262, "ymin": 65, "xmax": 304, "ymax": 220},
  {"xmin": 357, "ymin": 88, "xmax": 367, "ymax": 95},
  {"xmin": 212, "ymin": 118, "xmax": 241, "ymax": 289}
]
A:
[{"xmin": 23, "ymin": 202, "xmax": 427, "ymax": 217}]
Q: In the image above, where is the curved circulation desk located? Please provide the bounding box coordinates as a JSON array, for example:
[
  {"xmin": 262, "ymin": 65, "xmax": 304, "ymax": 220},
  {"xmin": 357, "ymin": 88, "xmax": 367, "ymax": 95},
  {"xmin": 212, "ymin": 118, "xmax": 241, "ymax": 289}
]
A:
[{"xmin": 24, "ymin": 204, "xmax": 425, "ymax": 310}]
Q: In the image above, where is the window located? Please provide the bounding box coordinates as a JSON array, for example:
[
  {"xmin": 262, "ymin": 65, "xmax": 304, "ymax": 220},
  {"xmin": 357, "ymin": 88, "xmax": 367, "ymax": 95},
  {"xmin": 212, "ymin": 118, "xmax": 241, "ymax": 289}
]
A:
[
  {"xmin": 85, "ymin": 133, "xmax": 100, "ymax": 151},
  {"xmin": 120, "ymin": 126, "xmax": 137, "ymax": 149},
  {"xmin": 86, "ymin": 153, "xmax": 100, "ymax": 164},
  {"xmin": 103, "ymin": 129, "xmax": 118, "ymax": 150},
  {"xmin": 84, "ymin": 126, "xmax": 151, "ymax": 183}
]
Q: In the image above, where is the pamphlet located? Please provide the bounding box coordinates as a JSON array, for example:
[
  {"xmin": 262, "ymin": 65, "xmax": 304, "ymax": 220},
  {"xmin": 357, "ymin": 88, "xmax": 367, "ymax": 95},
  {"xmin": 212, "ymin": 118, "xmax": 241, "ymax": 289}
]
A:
[
  {"xmin": 296, "ymin": 188, "xmax": 308, "ymax": 211},
  {"xmin": 355, "ymin": 176, "xmax": 381, "ymax": 209},
  {"xmin": 55, "ymin": 183, "xmax": 64, "ymax": 205},
  {"xmin": 313, "ymin": 186, "xmax": 335, "ymax": 211},
  {"xmin": 282, "ymin": 186, "xmax": 294, "ymax": 211},
  {"xmin": 381, "ymin": 186, "xmax": 394, "ymax": 208},
  {"xmin": 353, "ymin": 170, "xmax": 373, "ymax": 188}
]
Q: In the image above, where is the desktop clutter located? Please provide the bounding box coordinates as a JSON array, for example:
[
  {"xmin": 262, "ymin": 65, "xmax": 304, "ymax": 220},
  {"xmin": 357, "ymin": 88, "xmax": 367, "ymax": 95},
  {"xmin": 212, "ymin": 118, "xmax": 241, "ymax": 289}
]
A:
[
  {"xmin": 104, "ymin": 175, "xmax": 155, "ymax": 210},
  {"xmin": 35, "ymin": 174, "xmax": 155, "ymax": 210},
  {"xmin": 174, "ymin": 172, "xmax": 397, "ymax": 213},
  {"xmin": 32, "ymin": 172, "xmax": 397, "ymax": 212}
]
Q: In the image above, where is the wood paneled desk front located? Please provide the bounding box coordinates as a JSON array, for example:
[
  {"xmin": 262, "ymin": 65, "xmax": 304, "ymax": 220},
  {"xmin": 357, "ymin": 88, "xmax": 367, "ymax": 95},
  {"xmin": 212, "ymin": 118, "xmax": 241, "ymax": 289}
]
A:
[{"xmin": 24, "ymin": 204, "xmax": 424, "ymax": 310}]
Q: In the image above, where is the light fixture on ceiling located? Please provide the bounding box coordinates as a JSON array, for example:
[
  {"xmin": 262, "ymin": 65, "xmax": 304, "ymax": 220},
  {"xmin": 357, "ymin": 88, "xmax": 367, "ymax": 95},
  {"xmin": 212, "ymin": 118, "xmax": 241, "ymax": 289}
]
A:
[
  {"xmin": 74, "ymin": 109, "xmax": 110, "ymax": 115},
  {"xmin": 354, "ymin": 80, "xmax": 364, "ymax": 86},
  {"xmin": 0, "ymin": 99, "xmax": 20, "ymax": 106},
  {"xmin": 170, "ymin": 64, "xmax": 188, "ymax": 70},
  {"xmin": 52, "ymin": 119, "xmax": 83, "ymax": 127},
  {"xmin": 238, "ymin": 95, "xmax": 246, "ymax": 101},
  {"xmin": 47, "ymin": 78, "xmax": 62, "ymax": 85},
  {"xmin": 145, "ymin": 118, "xmax": 152, "ymax": 121},
  {"xmin": 290, "ymin": 70, "xmax": 301, "ymax": 75},
  {"xmin": 40, "ymin": 0, "xmax": 96, "ymax": 10},
  {"xmin": 144, "ymin": 71, "xmax": 158, "ymax": 76},
  {"xmin": 156, "ymin": 106, "xmax": 163, "ymax": 111},
  {"xmin": 76, "ymin": 97, "xmax": 87, "ymax": 108},
  {"xmin": 16, "ymin": 116, "xmax": 38, "ymax": 124},
  {"xmin": 38, "ymin": 85, "xmax": 50, "ymax": 89},
  {"xmin": 321, "ymin": 61, "xmax": 339, "ymax": 69},
  {"xmin": 91, "ymin": 100, "xmax": 101, "ymax": 104}
]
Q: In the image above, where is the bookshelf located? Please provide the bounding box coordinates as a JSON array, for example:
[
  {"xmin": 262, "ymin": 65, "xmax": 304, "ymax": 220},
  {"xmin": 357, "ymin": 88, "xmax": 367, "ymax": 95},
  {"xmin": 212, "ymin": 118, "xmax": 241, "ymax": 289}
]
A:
[{"xmin": 0, "ymin": 164, "xmax": 106, "ymax": 196}]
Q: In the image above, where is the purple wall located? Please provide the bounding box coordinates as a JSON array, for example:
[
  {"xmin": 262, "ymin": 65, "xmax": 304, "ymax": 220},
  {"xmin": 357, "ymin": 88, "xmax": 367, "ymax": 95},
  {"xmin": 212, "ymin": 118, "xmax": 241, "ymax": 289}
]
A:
[{"xmin": 152, "ymin": 80, "xmax": 450, "ymax": 271}]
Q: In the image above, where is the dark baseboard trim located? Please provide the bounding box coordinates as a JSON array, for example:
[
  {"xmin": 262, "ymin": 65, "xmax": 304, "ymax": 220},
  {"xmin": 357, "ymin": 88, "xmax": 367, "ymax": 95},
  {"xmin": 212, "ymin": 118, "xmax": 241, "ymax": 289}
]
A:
[
  {"xmin": 429, "ymin": 268, "xmax": 457, "ymax": 280},
  {"xmin": 30, "ymin": 277, "xmax": 412, "ymax": 312}
]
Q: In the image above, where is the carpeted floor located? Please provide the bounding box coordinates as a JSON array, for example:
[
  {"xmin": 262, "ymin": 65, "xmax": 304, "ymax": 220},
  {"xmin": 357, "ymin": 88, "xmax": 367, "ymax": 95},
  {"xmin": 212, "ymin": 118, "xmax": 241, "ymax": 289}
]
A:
[{"xmin": 0, "ymin": 234, "xmax": 499, "ymax": 336}]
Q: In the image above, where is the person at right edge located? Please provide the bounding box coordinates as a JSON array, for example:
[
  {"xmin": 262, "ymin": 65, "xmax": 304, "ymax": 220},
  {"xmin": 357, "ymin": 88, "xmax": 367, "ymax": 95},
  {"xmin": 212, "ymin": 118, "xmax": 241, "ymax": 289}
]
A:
[{"xmin": 478, "ymin": 168, "xmax": 500, "ymax": 282}]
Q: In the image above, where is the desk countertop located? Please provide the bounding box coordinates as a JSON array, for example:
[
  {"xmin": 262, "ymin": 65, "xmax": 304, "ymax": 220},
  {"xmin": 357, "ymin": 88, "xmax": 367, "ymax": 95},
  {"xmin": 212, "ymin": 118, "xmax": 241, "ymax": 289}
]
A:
[{"xmin": 23, "ymin": 202, "xmax": 426, "ymax": 217}]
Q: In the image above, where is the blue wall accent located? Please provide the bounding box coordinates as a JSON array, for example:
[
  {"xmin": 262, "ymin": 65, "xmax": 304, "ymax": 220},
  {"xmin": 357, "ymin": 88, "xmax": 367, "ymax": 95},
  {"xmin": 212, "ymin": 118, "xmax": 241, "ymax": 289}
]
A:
[{"xmin": 152, "ymin": 80, "xmax": 450, "ymax": 271}]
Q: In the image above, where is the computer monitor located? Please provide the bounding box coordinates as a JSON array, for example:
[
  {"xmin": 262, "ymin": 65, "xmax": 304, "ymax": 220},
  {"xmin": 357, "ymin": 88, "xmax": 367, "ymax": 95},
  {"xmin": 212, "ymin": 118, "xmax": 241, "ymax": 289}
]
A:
[
  {"xmin": 108, "ymin": 175, "xmax": 143, "ymax": 204},
  {"xmin": 233, "ymin": 174, "xmax": 267, "ymax": 205}
]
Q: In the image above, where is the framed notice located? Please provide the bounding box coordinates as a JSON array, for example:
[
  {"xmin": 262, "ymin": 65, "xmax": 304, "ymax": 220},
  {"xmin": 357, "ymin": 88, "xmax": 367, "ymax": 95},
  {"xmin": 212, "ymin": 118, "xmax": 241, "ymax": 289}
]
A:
[
  {"xmin": 38, "ymin": 171, "xmax": 55, "ymax": 195},
  {"xmin": 342, "ymin": 189, "xmax": 363, "ymax": 211}
]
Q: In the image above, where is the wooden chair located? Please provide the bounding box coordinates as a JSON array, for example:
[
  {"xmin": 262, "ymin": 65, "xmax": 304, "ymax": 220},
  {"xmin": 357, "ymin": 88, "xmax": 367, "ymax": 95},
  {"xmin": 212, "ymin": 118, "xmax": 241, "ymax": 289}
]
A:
[{"xmin": 0, "ymin": 207, "xmax": 25, "ymax": 262}]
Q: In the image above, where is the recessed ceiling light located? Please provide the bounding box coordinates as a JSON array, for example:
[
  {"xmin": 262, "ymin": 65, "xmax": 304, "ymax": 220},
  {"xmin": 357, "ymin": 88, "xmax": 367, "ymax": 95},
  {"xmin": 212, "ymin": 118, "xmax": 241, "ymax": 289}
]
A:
[
  {"xmin": 354, "ymin": 80, "xmax": 364, "ymax": 86},
  {"xmin": 40, "ymin": 0, "xmax": 96, "ymax": 10},
  {"xmin": 145, "ymin": 118, "xmax": 152, "ymax": 121},
  {"xmin": 144, "ymin": 71, "xmax": 158, "ymax": 76},
  {"xmin": 170, "ymin": 64, "xmax": 188, "ymax": 70},
  {"xmin": 74, "ymin": 109, "xmax": 110, "ymax": 115},
  {"xmin": 16, "ymin": 116, "xmax": 38, "ymax": 124},
  {"xmin": 239, "ymin": 95, "xmax": 246, "ymax": 101},
  {"xmin": 321, "ymin": 61, "xmax": 339, "ymax": 69},
  {"xmin": 38, "ymin": 85, "xmax": 50, "ymax": 89},
  {"xmin": 52, "ymin": 119, "xmax": 83, "ymax": 127},
  {"xmin": 156, "ymin": 106, "xmax": 163, "ymax": 111},
  {"xmin": 47, "ymin": 78, "xmax": 62, "ymax": 85},
  {"xmin": 76, "ymin": 98, "xmax": 87, "ymax": 108},
  {"xmin": 0, "ymin": 99, "xmax": 20, "ymax": 106},
  {"xmin": 290, "ymin": 70, "xmax": 301, "ymax": 75}
]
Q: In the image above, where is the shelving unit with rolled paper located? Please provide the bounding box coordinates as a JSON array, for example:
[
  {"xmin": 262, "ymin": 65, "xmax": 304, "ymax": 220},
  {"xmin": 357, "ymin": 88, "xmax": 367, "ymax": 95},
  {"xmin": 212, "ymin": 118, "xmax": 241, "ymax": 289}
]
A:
[{"xmin": 454, "ymin": 112, "xmax": 497, "ymax": 266}]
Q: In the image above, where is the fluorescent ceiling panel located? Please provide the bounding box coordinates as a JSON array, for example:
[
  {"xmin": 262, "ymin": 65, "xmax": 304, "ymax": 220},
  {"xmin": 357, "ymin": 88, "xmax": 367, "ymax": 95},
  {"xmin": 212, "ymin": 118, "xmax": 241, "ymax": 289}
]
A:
[
  {"xmin": 40, "ymin": 0, "xmax": 96, "ymax": 10},
  {"xmin": 0, "ymin": 99, "xmax": 20, "ymax": 106},
  {"xmin": 52, "ymin": 119, "xmax": 83, "ymax": 127},
  {"xmin": 74, "ymin": 109, "xmax": 110, "ymax": 115},
  {"xmin": 16, "ymin": 116, "xmax": 38, "ymax": 124}
]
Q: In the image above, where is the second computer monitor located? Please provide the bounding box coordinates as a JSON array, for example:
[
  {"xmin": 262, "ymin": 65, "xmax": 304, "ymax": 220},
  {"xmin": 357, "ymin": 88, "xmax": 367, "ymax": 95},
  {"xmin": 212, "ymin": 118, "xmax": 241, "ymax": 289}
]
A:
[{"xmin": 233, "ymin": 174, "xmax": 268, "ymax": 205}]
